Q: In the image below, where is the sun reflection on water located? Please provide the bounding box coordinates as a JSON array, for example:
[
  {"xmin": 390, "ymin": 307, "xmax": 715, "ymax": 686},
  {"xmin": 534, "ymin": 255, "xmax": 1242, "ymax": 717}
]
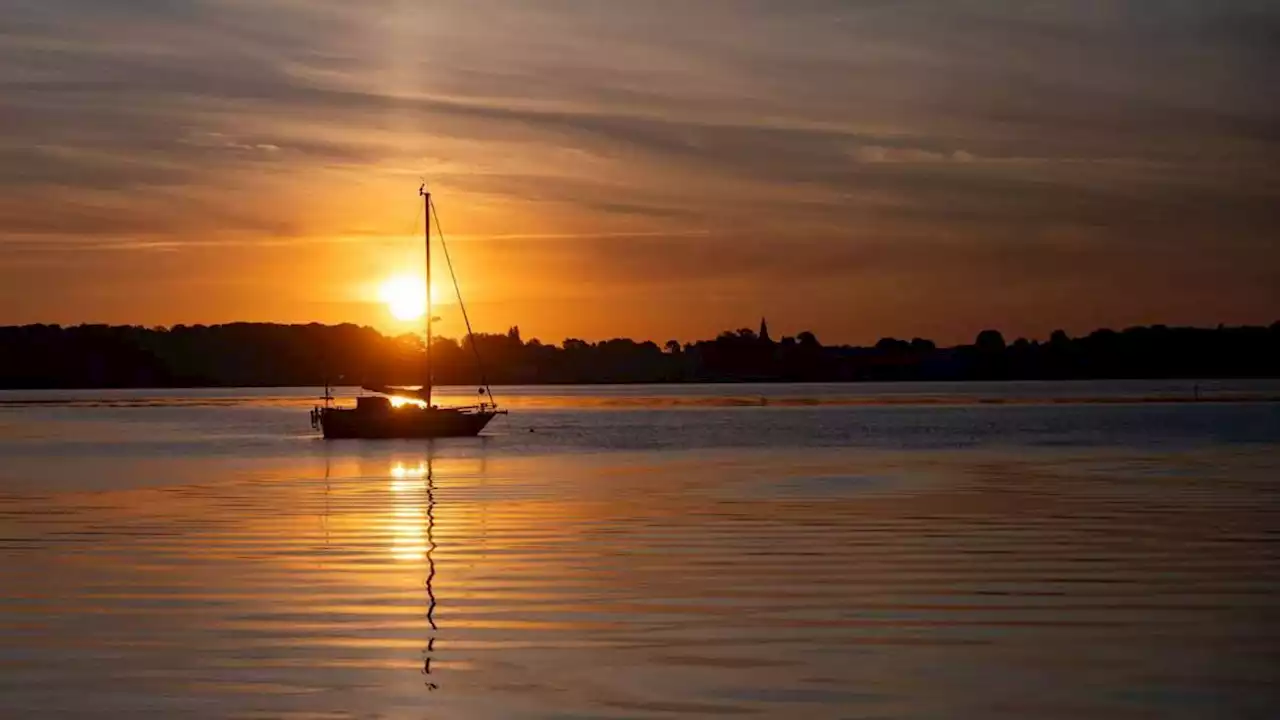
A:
[
  {"xmin": 391, "ymin": 461, "xmax": 428, "ymax": 486},
  {"xmin": 390, "ymin": 462, "xmax": 430, "ymax": 561},
  {"xmin": 387, "ymin": 458, "xmax": 441, "ymax": 689}
]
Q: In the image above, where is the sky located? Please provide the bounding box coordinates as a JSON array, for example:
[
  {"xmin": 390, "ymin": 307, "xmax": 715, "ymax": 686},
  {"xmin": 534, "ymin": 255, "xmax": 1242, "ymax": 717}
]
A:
[{"xmin": 2, "ymin": 0, "xmax": 1278, "ymax": 344}]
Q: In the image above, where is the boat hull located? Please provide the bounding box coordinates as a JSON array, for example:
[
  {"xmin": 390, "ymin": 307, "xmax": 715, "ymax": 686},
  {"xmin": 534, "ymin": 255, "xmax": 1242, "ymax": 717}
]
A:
[{"xmin": 320, "ymin": 406, "xmax": 496, "ymax": 439}]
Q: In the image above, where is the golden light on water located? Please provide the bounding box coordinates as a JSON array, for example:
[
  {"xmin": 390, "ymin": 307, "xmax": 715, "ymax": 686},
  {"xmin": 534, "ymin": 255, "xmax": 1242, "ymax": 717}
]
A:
[
  {"xmin": 391, "ymin": 507, "xmax": 426, "ymax": 562},
  {"xmin": 389, "ymin": 462, "xmax": 430, "ymax": 561},
  {"xmin": 390, "ymin": 461, "xmax": 429, "ymax": 480}
]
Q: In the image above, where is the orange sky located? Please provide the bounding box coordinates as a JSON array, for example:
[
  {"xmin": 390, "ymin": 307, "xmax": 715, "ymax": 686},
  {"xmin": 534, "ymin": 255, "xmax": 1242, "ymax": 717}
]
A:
[{"xmin": 1, "ymin": 2, "xmax": 1277, "ymax": 344}]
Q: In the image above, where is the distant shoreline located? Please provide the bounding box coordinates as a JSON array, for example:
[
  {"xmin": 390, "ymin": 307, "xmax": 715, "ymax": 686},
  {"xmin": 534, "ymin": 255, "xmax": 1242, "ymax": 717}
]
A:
[{"xmin": 2, "ymin": 322, "xmax": 1277, "ymax": 388}]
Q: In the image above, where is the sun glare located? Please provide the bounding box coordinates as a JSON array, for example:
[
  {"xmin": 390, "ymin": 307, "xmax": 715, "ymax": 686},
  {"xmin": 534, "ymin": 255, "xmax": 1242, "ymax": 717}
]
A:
[
  {"xmin": 391, "ymin": 462, "xmax": 429, "ymax": 480},
  {"xmin": 389, "ymin": 395, "xmax": 427, "ymax": 409},
  {"xmin": 379, "ymin": 275, "xmax": 426, "ymax": 321}
]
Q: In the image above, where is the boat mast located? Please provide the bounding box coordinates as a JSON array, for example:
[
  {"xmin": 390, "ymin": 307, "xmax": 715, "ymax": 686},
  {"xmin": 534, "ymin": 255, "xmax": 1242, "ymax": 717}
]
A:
[{"xmin": 421, "ymin": 184, "xmax": 433, "ymax": 407}]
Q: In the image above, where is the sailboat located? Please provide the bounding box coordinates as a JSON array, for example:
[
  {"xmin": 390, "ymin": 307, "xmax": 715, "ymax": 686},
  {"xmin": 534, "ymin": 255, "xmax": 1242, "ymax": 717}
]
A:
[{"xmin": 313, "ymin": 186, "xmax": 504, "ymax": 439}]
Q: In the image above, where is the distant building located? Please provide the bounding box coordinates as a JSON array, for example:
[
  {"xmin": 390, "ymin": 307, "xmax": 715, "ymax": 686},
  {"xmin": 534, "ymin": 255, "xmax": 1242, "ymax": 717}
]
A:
[{"xmin": 759, "ymin": 317, "xmax": 772, "ymax": 343}]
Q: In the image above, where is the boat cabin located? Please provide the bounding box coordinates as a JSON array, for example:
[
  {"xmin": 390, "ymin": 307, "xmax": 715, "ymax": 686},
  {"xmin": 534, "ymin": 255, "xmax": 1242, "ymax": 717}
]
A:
[{"xmin": 356, "ymin": 396, "xmax": 393, "ymax": 412}]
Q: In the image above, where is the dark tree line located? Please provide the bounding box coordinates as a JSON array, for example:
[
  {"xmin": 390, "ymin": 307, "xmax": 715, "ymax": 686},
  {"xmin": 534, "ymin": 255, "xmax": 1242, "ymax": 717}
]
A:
[{"xmin": 0, "ymin": 321, "xmax": 1277, "ymax": 389}]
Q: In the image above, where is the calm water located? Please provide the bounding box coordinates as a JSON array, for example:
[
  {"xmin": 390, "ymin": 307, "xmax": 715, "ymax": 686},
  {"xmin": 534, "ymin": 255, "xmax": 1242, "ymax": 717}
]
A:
[{"xmin": 1, "ymin": 381, "xmax": 1278, "ymax": 718}]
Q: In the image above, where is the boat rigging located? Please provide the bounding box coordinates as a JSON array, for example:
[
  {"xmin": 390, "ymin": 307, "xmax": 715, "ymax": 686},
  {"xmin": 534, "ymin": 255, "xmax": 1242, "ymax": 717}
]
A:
[{"xmin": 311, "ymin": 187, "xmax": 505, "ymax": 439}]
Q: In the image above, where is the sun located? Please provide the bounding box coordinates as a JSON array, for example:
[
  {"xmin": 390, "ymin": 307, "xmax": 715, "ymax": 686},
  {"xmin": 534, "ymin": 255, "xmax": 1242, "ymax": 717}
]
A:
[{"xmin": 379, "ymin": 275, "xmax": 427, "ymax": 321}]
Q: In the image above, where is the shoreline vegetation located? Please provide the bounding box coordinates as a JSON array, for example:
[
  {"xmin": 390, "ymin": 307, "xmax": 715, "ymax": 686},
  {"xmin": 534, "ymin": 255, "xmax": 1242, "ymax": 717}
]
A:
[{"xmin": 1, "ymin": 321, "xmax": 1277, "ymax": 389}]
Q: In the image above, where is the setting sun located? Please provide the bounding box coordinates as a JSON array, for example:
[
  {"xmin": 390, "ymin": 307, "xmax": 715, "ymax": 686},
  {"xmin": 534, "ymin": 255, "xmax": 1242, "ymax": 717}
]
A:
[{"xmin": 379, "ymin": 275, "xmax": 427, "ymax": 322}]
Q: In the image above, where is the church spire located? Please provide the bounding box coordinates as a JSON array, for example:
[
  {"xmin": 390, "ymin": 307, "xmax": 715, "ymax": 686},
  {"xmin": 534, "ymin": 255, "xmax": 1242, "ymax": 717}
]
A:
[{"xmin": 759, "ymin": 317, "xmax": 771, "ymax": 343}]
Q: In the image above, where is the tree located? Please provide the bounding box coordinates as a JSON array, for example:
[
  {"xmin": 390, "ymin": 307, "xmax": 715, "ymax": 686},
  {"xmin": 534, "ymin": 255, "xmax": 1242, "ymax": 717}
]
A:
[
  {"xmin": 975, "ymin": 329, "xmax": 1006, "ymax": 352},
  {"xmin": 910, "ymin": 337, "xmax": 936, "ymax": 352}
]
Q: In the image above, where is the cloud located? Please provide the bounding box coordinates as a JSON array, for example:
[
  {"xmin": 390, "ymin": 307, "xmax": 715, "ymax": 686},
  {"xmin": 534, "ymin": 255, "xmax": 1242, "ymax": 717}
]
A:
[
  {"xmin": 0, "ymin": 0, "xmax": 1277, "ymax": 339},
  {"xmin": 851, "ymin": 146, "xmax": 976, "ymax": 164}
]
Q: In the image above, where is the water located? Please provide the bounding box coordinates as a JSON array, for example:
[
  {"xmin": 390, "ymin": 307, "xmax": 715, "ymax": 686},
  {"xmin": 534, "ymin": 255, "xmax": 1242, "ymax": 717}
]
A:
[{"xmin": 1, "ymin": 381, "xmax": 1278, "ymax": 718}]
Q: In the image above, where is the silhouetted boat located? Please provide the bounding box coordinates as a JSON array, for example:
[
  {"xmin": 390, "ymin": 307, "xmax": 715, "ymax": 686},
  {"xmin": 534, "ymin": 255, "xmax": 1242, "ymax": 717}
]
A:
[{"xmin": 313, "ymin": 187, "xmax": 504, "ymax": 439}]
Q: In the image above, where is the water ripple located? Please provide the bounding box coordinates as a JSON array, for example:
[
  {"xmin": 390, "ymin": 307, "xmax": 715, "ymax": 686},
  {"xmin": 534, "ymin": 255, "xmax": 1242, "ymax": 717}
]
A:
[{"xmin": 0, "ymin": 399, "xmax": 1278, "ymax": 718}]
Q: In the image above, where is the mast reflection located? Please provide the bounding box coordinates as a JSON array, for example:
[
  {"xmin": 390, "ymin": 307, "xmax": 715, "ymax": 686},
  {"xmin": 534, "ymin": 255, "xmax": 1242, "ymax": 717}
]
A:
[
  {"xmin": 424, "ymin": 453, "xmax": 438, "ymax": 690},
  {"xmin": 389, "ymin": 455, "xmax": 440, "ymax": 690}
]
